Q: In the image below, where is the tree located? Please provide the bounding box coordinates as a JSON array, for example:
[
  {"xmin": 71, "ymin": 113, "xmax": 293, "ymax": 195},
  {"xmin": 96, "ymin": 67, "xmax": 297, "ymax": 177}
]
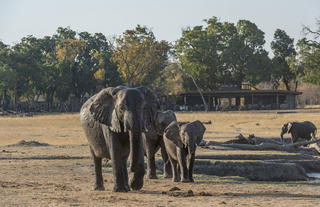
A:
[
  {"xmin": 3, "ymin": 36, "xmax": 45, "ymax": 109},
  {"xmin": 271, "ymin": 29, "xmax": 297, "ymax": 91},
  {"xmin": 83, "ymin": 32, "xmax": 122, "ymax": 89},
  {"xmin": 176, "ymin": 17, "xmax": 225, "ymax": 91},
  {"xmin": 293, "ymin": 18, "xmax": 320, "ymax": 85},
  {"xmin": 227, "ymin": 20, "xmax": 271, "ymax": 89},
  {"xmin": 177, "ymin": 17, "xmax": 271, "ymax": 92},
  {"xmin": 0, "ymin": 41, "xmax": 14, "ymax": 109},
  {"xmin": 112, "ymin": 25, "xmax": 171, "ymax": 87},
  {"xmin": 176, "ymin": 17, "xmax": 271, "ymax": 107},
  {"xmin": 54, "ymin": 28, "xmax": 121, "ymax": 110}
]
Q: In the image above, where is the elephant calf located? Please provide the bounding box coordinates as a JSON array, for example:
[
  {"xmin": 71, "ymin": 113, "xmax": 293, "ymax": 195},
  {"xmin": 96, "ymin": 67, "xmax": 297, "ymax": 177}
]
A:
[
  {"xmin": 163, "ymin": 120, "xmax": 206, "ymax": 182},
  {"xmin": 281, "ymin": 121, "xmax": 317, "ymax": 143}
]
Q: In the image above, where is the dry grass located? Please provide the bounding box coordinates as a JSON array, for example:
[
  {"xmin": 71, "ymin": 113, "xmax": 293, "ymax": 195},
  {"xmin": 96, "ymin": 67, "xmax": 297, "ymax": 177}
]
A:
[
  {"xmin": 0, "ymin": 113, "xmax": 86, "ymax": 146},
  {"xmin": 1, "ymin": 111, "xmax": 320, "ymax": 206},
  {"xmin": 1, "ymin": 110, "xmax": 320, "ymax": 146},
  {"xmin": 176, "ymin": 110, "xmax": 320, "ymax": 143}
]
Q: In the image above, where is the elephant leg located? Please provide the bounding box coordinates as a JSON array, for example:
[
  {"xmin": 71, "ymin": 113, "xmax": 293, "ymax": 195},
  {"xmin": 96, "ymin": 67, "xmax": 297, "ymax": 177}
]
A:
[
  {"xmin": 187, "ymin": 154, "xmax": 195, "ymax": 182},
  {"xmin": 109, "ymin": 134, "xmax": 128, "ymax": 192},
  {"xmin": 177, "ymin": 148, "xmax": 189, "ymax": 182},
  {"xmin": 291, "ymin": 134, "xmax": 298, "ymax": 144},
  {"xmin": 122, "ymin": 158, "xmax": 130, "ymax": 192},
  {"xmin": 160, "ymin": 140, "xmax": 172, "ymax": 178},
  {"xmin": 168, "ymin": 155, "xmax": 179, "ymax": 182},
  {"xmin": 90, "ymin": 147, "xmax": 105, "ymax": 190},
  {"xmin": 146, "ymin": 153, "xmax": 157, "ymax": 179},
  {"xmin": 129, "ymin": 134, "xmax": 145, "ymax": 191},
  {"xmin": 145, "ymin": 136, "xmax": 157, "ymax": 179}
]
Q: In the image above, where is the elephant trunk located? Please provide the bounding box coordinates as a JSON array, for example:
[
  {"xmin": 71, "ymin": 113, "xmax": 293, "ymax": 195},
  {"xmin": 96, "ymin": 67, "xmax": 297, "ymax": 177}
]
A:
[
  {"xmin": 129, "ymin": 129, "xmax": 145, "ymax": 173},
  {"xmin": 280, "ymin": 132, "xmax": 285, "ymax": 143},
  {"xmin": 126, "ymin": 111, "xmax": 145, "ymax": 175},
  {"xmin": 188, "ymin": 144, "xmax": 195, "ymax": 161}
]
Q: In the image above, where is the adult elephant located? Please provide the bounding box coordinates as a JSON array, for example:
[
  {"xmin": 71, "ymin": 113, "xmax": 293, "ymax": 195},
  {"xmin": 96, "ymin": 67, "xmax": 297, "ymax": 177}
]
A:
[
  {"xmin": 80, "ymin": 86, "xmax": 158, "ymax": 192},
  {"xmin": 163, "ymin": 120, "xmax": 206, "ymax": 182},
  {"xmin": 143, "ymin": 110, "xmax": 176, "ymax": 179},
  {"xmin": 280, "ymin": 121, "xmax": 317, "ymax": 143}
]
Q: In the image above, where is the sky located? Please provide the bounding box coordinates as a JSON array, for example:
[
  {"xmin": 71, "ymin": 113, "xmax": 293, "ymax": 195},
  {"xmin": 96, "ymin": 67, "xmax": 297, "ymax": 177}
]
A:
[{"xmin": 1, "ymin": 0, "xmax": 319, "ymax": 55}]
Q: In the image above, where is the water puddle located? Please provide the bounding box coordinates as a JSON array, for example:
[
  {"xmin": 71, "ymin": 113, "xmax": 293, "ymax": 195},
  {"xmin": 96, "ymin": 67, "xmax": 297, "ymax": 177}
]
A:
[{"xmin": 307, "ymin": 173, "xmax": 320, "ymax": 178}]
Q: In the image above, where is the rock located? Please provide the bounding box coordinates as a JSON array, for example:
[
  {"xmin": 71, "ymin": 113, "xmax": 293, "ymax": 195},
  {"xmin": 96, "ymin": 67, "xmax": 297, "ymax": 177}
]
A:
[
  {"xmin": 169, "ymin": 186, "xmax": 181, "ymax": 191},
  {"xmin": 187, "ymin": 190, "xmax": 194, "ymax": 196}
]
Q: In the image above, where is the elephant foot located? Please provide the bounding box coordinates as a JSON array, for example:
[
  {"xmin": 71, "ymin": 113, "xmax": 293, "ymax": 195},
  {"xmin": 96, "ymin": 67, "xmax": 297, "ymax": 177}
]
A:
[
  {"xmin": 113, "ymin": 185, "xmax": 129, "ymax": 192},
  {"xmin": 130, "ymin": 178, "xmax": 144, "ymax": 191},
  {"xmin": 172, "ymin": 177, "xmax": 179, "ymax": 182},
  {"xmin": 93, "ymin": 184, "xmax": 105, "ymax": 191},
  {"xmin": 181, "ymin": 178, "xmax": 191, "ymax": 183},
  {"xmin": 125, "ymin": 184, "xmax": 130, "ymax": 192},
  {"xmin": 163, "ymin": 173, "xmax": 172, "ymax": 179},
  {"xmin": 147, "ymin": 173, "xmax": 158, "ymax": 179}
]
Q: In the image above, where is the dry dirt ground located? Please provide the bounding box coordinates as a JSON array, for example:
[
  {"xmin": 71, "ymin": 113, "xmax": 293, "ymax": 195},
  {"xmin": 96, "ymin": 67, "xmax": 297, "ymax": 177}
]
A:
[{"xmin": 1, "ymin": 110, "xmax": 320, "ymax": 206}]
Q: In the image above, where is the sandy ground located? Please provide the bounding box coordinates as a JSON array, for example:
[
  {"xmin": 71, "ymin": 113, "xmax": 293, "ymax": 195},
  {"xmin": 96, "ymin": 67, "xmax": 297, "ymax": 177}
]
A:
[{"xmin": 1, "ymin": 111, "xmax": 320, "ymax": 206}]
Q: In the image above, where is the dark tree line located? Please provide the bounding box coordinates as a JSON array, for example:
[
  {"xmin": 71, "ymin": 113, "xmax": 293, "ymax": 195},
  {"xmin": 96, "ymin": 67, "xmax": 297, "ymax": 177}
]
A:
[{"xmin": 0, "ymin": 17, "xmax": 319, "ymax": 112}]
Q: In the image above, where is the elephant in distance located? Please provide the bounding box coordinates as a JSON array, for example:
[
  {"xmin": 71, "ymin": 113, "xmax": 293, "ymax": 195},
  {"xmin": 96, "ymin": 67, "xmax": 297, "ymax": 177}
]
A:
[{"xmin": 280, "ymin": 121, "xmax": 317, "ymax": 144}]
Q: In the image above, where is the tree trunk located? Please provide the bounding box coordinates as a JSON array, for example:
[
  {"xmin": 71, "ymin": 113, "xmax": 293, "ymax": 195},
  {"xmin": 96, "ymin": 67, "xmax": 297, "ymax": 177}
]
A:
[
  {"xmin": 294, "ymin": 81, "xmax": 298, "ymax": 92},
  {"xmin": 178, "ymin": 68, "xmax": 208, "ymax": 112}
]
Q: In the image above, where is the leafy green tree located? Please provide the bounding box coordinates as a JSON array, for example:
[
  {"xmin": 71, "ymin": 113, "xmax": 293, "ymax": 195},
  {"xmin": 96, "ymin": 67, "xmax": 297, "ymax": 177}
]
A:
[
  {"xmin": 3, "ymin": 36, "xmax": 45, "ymax": 109},
  {"xmin": 150, "ymin": 63, "xmax": 184, "ymax": 96},
  {"xmin": 79, "ymin": 32, "xmax": 122, "ymax": 90},
  {"xmin": 226, "ymin": 20, "xmax": 271, "ymax": 88},
  {"xmin": 176, "ymin": 17, "xmax": 271, "ymax": 92},
  {"xmin": 271, "ymin": 29, "xmax": 297, "ymax": 91},
  {"xmin": 293, "ymin": 19, "xmax": 320, "ymax": 85},
  {"xmin": 113, "ymin": 25, "xmax": 171, "ymax": 87},
  {"xmin": 53, "ymin": 28, "xmax": 121, "ymax": 106},
  {"xmin": 176, "ymin": 17, "xmax": 225, "ymax": 91},
  {"xmin": 0, "ymin": 41, "xmax": 15, "ymax": 109}
]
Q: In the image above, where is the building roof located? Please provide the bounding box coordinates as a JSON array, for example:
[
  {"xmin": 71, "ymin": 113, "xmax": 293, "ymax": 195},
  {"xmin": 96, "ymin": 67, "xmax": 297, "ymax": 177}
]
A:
[{"xmin": 180, "ymin": 90, "xmax": 302, "ymax": 97}]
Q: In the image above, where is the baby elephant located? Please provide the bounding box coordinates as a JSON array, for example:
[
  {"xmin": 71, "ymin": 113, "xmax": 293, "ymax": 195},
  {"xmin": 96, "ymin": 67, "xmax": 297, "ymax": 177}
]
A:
[
  {"xmin": 163, "ymin": 120, "xmax": 206, "ymax": 182},
  {"xmin": 281, "ymin": 121, "xmax": 317, "ymax": 143}
]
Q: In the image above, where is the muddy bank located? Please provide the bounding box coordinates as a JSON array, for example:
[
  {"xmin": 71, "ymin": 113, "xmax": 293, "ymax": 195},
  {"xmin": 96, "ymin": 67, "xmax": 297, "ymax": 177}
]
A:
[{"xmin": 194, "ymin": 160, "xmax": 308, "ymax": 181}]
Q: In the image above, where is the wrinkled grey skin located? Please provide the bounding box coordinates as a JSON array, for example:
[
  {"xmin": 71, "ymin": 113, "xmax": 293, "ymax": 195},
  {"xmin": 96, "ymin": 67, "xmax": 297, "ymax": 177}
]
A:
[
  {"xmin": 80, "ymin": 86, "xmax": 158, "ymax": 192},
  {"xmin": 143, "ymin": 110, "xmax": 176, "ymax": 179},
  {"xmin": 281, "ymin": 121, "xmax": 317, "ymax": 143},
  {"xmin": 163, "ymin": 120, "xmax": 206, "ymax": 182}
]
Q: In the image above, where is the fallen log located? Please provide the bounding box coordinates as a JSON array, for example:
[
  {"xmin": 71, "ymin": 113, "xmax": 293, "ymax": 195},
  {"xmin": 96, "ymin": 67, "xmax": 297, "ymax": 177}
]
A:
[
  {"xmin": 208, "ymin": 139, "xmax": 320, "ymax": 154},
  {"xmin": 309, "ymin": 141, "xmax": 320, "ymax": 154},
  {"xmin": 224, "ymin": 134, "xmax": 284, "ymax": 145},
  {"xmin": 195, "ymin": 154, "xmax": 315, "ymax": 161}
]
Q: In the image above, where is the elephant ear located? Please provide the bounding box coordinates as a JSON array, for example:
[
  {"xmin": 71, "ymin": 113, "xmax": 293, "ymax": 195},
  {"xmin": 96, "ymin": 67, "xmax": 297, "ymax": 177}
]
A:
[
  {"xmin": 90, "ymin": 86, "xmax": 126, "ymax": 129},
  {"xmin": 194, "ymin": 120, "xmax": 206, "ymax": 145},
  {"xmin": 164, "ymin": 121, "xmax": 184, "ymax": 148},
  {"xmin": 287, "ymin": 122, "xmax": 293, "ymax": 133},
  {"xmin": 136, "ymin": 86, "xmax": 160, "ymax": 129},
  {"xmin": 155, "ymin": 110, "xmax": 177, "ymax": 135}
]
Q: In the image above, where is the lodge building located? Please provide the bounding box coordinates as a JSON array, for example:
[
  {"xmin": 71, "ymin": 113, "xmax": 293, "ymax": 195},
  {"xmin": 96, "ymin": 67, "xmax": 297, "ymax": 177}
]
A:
[{"xmin": 163, "ymin": 85, "xmax": 302, "ymax": 111}]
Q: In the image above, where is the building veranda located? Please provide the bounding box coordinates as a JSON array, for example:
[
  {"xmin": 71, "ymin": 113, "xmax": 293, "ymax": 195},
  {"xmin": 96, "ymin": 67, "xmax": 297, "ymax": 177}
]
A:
[{"xmin": 164, "ymin": 86, "xmax": 302, "ymax": 111}]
